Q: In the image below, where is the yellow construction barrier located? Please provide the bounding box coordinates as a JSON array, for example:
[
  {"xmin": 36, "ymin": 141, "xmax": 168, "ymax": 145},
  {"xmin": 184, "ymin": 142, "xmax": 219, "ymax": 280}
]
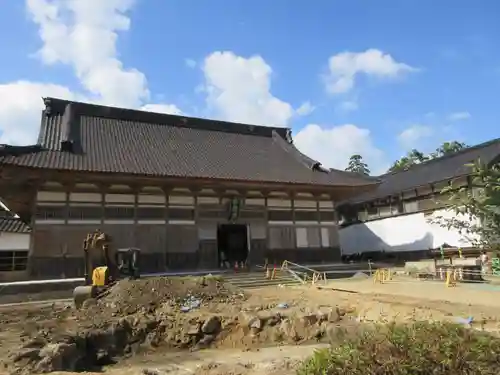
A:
[
  {"xmin": 445, "ymin": 269, "xmax": 457, "ymax": 287},
  {"xmin": 373, "ymin": 268, "xmax": 392, "ymax": 283}
]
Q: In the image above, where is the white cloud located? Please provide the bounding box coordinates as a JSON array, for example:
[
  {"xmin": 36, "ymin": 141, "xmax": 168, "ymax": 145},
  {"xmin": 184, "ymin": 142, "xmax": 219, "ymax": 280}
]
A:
[
  {"xmin": 397, "ymin": 124, "xmax": 434, "ymax": 148},
  {"xmin": 185, "ymin": 58, "xmax": 197, "ymax": 68},
  {"xmin": 0, "ymin": 0, "xmax": 180, "ymax": 145},
  {"xmin": 296, "ymin": 101, "xmax": 315, "ymax": 116},
  {"xmin": 202, "ymin": 51, "xmax": 295, "ymax": 126},
  {"xmin": 0, "ymin": 81, "xmax": 77, "ymax": 144},
  {"xmin": 294, "ymin": 123, "xmax": 387, "ymax": 175},
  {"xmin": 325, "ymin": 49, "xmax": 418, "ymax": 94},
  {"xmin": 337, "ymin": 100, "xmax": 359, "ymax": 113},
  {"xmin": 27, "ymin": 0, "xmax": 148, "ymax": 108},
  {"xmin": 447, "ymin": 111, "xmax": 471, "ymax": 121},
  {"xmin": 141, "ymin": 103, "xmax": 183, "ymax": 115}
]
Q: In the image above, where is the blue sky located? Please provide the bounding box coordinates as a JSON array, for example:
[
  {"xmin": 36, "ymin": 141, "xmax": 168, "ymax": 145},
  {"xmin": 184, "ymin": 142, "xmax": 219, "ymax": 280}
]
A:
[{"xmin": 0, "ymin": 0, "xmax": 499, "ymax": 174}]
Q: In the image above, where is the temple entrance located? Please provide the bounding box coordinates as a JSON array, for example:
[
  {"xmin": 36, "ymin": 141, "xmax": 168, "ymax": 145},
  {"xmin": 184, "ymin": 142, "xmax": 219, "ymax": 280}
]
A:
[{"xmin": 217, "ymin": 224, "xmax": 249, "ymax": 268}]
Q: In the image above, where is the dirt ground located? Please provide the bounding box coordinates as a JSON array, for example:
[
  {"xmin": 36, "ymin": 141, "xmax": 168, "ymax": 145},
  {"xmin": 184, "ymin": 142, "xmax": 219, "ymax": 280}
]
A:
[{"xmin": 2, "ymin": 275, "xmax": 500, "ymax": 375}]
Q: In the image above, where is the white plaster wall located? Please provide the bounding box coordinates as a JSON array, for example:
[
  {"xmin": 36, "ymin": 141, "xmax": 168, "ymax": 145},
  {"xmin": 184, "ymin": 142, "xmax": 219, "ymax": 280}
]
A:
[
  {"xmin": 0, "ymin": 232, "xmax": 30, "ymax": 250},
  {"xmin": 339, "ymin": 209, "xmax": 480, "ymax": 255}
]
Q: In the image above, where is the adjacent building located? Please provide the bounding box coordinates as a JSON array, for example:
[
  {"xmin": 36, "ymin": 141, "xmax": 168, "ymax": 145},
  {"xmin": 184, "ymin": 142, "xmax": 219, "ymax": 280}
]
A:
[
  {"xmin": 0, "ymin": 97, "xmax": 378, "ymax": 280},
  {"xmin": 0, "ymin": 207, "xmax": 31, "ymax": 281},
  {"xmin": 338, "ymin": 139, "xmax": 500, "ymax": 260}
]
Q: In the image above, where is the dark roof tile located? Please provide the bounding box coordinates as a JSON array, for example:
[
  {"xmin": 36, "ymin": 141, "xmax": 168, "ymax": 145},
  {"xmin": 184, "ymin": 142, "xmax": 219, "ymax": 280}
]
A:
[
  {"xmin": 345, "ymin": 138, "xmax": 500, "ymax": 204},
  {"xmin": 0, "ymin": 210, "xmax": 31, "ymax": 233},
  {"xmin": 1, "ymin": 98, "xmax": 379, "ymax": 188}
]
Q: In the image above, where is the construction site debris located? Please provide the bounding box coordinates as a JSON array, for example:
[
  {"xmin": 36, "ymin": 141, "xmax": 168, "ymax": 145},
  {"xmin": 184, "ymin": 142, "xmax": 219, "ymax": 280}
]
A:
[{"xmin": 3, "ymin": 276, "xmax": 359, "ymax": 374}]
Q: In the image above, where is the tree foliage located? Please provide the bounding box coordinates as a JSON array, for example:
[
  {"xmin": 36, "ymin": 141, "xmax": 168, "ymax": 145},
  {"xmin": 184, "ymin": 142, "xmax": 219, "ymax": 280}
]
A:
[
  {"xmin": 389, "ymin": 141, "xmax": 468, "ymax": 173},
  {"xmin": 298, "ymin": 321, "xmax": 500, "ymax": 375},
  {"xmin": 429, "ymin": 159, "xmax": 500, "ymax": 250},
  {"xmin": 345, "ymin": 154, "xmax": 370, "ymax": 175},
  {"xmin": 431, "ymin": 141, "xmax": 468, "ymax": 158}
]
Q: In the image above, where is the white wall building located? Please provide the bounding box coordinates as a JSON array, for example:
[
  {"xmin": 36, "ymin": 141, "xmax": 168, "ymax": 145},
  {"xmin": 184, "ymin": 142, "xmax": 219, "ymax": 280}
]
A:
[
  {"xmin": 337, "ymin": 139, "xmax": 500, "ymax": 257},
  {"xmin": 339, "ymin": 208, "xmax": 480, "ymax": 255},
  {"xmin": 0, "ymin": 212, "xmax": 31, "ymax": 280}
]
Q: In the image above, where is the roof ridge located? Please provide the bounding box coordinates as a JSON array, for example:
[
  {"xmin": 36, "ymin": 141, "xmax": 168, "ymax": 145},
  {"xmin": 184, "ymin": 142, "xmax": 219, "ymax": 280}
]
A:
[
  {"xmin": 43, "ymin": 97, "xmax": 290, "ymax": 139},
  {"xmin": 379, "ymin": 138, "xmax": 500, "ymax": 177},
  {"xmin": 329, "ymin": 168, "xmax": 381, "ymax": 181}
]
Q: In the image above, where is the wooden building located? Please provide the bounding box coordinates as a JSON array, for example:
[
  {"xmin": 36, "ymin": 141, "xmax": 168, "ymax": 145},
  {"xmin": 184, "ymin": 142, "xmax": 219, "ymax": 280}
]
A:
[
  {"xmin": 338, "ymin": 139, "xmax": 500, "ymax": 260},
  {"xmin": 0, "ymin": 97, "xmax": 378, "ymax": 280}
]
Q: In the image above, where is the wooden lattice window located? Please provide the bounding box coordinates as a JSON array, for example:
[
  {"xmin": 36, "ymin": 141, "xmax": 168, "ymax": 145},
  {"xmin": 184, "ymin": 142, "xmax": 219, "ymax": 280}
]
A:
[
  {"xmin": 268, "ymin": 210, "xmax": 293, "ymax": 221},
  {"xmin": 169, "ymin": 207, "xmax": 195, "ymax": 221},
  {"xmin": 294, "ymin": 210, "xmax": 318, "ymax": 222},
  {"xmin": 0, "ymin": 251, "xmax": 28, "ymax": 271},
  {"xmin": 136, "ymin": 206, "xmax": 166, "ymax": 220},
  {"xmin": 67, "ymin": 205, "xmax": 102, "ymax": 220},
  {"xmin": 35, "ymin": 205, "xmax": 66, "ymax": 220},
  {"xmin": 319, "ymin": 210, "xmax": 335, "ymax": 222},
  {"xmin": 104, "ymin": 206, "xmax": 135, "ymax": 219}
]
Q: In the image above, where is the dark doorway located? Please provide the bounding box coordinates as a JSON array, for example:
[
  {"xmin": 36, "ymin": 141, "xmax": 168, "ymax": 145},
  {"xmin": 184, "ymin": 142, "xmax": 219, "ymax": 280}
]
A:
[{"xmin": 217, "ymin": 224, "xmax": 248, "ymax": 267}]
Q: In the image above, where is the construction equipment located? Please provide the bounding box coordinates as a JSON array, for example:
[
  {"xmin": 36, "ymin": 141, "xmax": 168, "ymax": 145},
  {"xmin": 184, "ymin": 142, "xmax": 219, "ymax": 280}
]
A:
[{"xmin": 73, "ymin": 229, "xmax": 141, "ymax": 308}]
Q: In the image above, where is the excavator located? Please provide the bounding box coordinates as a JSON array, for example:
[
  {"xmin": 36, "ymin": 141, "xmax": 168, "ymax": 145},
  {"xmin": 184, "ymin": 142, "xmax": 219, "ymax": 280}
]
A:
[{"xmin": 73, "ymin": 229, "xmax": 141, "ymax": 308}]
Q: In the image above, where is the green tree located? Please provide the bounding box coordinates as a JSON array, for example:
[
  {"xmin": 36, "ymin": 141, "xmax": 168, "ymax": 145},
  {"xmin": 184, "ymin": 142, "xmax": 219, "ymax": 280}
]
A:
[
  {"xmin": 345, "ymin": 154, "xmax": 370, "ymax": 175},
  {"xmin": 388, "ymin": 149, "xmax": 429, "ymax": 172},
  {"xmin": 431, "ymin": 141, "xmax": 468, "ymax": 158},
  {"xmin": 389, "ymin": 141, "xmax": 468, "ymax": 173},
  {"xmin": 430, "ymin": 159, "xmax": 500, "ymax": 250}
]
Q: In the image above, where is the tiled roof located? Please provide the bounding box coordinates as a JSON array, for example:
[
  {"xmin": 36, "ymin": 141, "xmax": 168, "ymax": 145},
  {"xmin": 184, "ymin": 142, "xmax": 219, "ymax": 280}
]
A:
[
  {"xmin": 0, "ymin": 210, "xmax": 31, "ymax": 233},
  {"xmin": 344, "ymin": 138, "xmax": 500, "ymax": 204},
  {"xmin": 0, "ymin": 98, "xmax": 379, "ymax": 188}
]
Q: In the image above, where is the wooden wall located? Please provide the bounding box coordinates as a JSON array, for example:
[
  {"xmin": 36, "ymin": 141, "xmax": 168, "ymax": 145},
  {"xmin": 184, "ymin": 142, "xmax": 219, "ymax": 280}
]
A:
[{"xmin": 28, "ymin": 183, "xmax": 340, "ymax": 278}]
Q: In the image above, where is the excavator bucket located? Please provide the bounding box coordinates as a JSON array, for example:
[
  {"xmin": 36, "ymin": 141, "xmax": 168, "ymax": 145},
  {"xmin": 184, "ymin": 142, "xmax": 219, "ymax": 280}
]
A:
[{"xmin": 73, "ymin": 285, "xmax": 96, "ymax": 309}]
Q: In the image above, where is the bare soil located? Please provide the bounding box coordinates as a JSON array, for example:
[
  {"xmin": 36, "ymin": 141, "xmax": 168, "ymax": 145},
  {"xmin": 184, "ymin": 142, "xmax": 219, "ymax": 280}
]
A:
[{"xmin": 1, "ymin": 276, "xmax": 500, "ymax": 375}]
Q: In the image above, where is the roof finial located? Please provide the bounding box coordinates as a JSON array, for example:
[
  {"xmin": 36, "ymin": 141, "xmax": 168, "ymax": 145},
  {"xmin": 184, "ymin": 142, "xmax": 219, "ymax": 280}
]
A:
[
  {"xmin": 43, "ymin": 97, "xmax": 52, "ymax": 116},
  {"xmin": 285, "ymin": 129, "xmax": 293, "ymax": 144}
]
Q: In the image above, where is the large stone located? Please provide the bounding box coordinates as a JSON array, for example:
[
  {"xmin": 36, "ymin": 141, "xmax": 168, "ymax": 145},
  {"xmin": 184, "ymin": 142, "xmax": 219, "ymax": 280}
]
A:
[
  {"xmin": 328, "ymin": 307, "xmax": 342, "ymax": 323},
  {"xmin": 12, "ymin": 348, "xmax": 41, "ymax": 363},
  {"xmin": 34, "ymin": 343, "xmax": 82, "ymax": 372},
  {"xmin": 316, "ymin": 310, "xmax": 329, "ymax": 323},
  {"xmin": 249, "ymin": 317, "xmax": 262, "ymax": 330},
  {"xmin": 239, "ymin": 312, "xmax": 262, "ymax": 329},
  {"xmin": 279, "ymin": 319, "xmax": 299, "ymax": 341},
  {"xmin": 201, "ymin": 316, "xmax": 221, "ymax": 334},
  {"xmin": 186, "ymin": 323, "xmax": 201, "ymax": 336},
  {"xmin": 300, "ymin": 314, "xmax": 318, "ymax": 327}
]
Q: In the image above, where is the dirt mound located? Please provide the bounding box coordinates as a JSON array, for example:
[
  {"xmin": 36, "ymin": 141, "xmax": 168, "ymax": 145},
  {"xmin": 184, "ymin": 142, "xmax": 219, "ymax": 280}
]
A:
[
  {"xmin": 82, "ymin": 276, "xmax": 242, "ymax": 319},
  {"xmin": 4, "ymin": 277, "xmax": 356, "ymax": 374},
  {"xmin": 5, "ymin": 277, "xmax": 245, "ymax": 374}
]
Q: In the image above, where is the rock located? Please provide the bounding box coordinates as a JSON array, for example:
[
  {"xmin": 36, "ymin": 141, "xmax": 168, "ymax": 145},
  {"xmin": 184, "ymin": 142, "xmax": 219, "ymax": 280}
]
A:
[
  {"xmin": 12, "ymin": 348, "xmax": 41, "ymax": 362},
  {"xmin": 22, "ymin": 338, "xmax": 46, "ymax": 349},
  {"xmin": 239, "ymin": 312, "xmax": 261, "ymax": 329},
  {"xmin": 266, "ymin": 315, "xmax": 281, "ymax": 327},
  {"xmin": 279, "ymin": 319, "xmax": 299, "ymax": 341},
  {"xmin": 193, "ymin": 334, "xmax": 216, "ymax": 350},
  {"xmin": 316, "ymin": 310, "xmax": 329, "ymax": 323},
  {"xmin": 249, "ymin": 317, "xmax": 262, "ymax": 330},
  {"xmin": 202, "ymin": 316, "xmax": 221, "ymax": 334},
  {"xmin": 187, "ymin": 322, "xmax": 201, "ymax": 336},
  {"xmin": 34, "ymin": 343, "xmax": 82, "ymax": 372},
  {"xmin": 199, "ymin": 334, "xmax": 216, "ymax": 345},
  {"xmin": 328, "ymin": 308, "xmax": 342, "ymax": 323},
  {"xmin": 300, "ymin": 314, "xmax": 318, "ymax": 327}
]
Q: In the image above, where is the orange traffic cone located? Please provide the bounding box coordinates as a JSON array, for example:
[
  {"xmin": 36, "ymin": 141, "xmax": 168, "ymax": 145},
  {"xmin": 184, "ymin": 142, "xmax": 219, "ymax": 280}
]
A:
[
  {"xmin": 271, "ymin": 267, "xmax": 277, "ymax": 280},
  {"xmin": 234, "ymin": 262, "xmax": 239, "ymax": 272}
]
